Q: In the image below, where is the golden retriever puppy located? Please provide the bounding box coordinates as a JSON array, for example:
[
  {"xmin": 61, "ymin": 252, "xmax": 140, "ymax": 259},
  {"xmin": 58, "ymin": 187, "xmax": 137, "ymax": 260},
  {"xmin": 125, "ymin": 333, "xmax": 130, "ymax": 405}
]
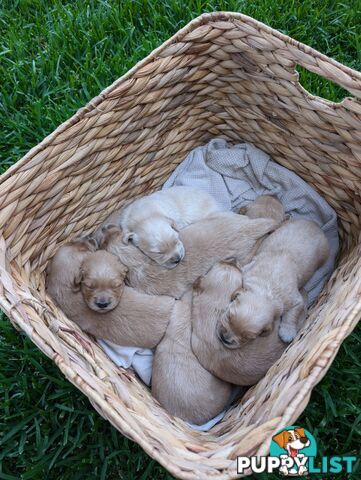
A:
[
  {"xmin": 100, "ymin": 186, "xmax": 223, "ymax": 269},
  {"xmin": 191, "ymin": 262, "xmax": 304, "ymax": 385},
  {"xmin": 224, "ymin": 219, "xmax": 330, "ymax": 344},
  {"xmin": 152, "ymin": 292, "xmax": 233, "ymax": 424},
  {"xmin": 46, "ymin": 238, "xmax": 175, "ymax": 347},
  {"xmin": 73, "ymin": 250, "xmax": 128, "ymax": 312},
  {"xmin": 99, "ymin": 212, "xmax": 279, "ymax": 298},
  {"xmin": 241, "ymin": 195, "xmax": 285, "ymax": 223}
]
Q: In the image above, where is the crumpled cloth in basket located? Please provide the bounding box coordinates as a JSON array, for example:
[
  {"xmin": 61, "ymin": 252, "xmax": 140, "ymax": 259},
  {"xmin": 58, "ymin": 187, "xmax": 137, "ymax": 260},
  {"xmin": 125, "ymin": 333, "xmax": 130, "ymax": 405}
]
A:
[
  {"xmin": 99, "ymin": 138, "xmax": 339, "ymax": 430},
  {"xmin": 164, "ymin": 138, "xmax": 339, "ymax": 305}
]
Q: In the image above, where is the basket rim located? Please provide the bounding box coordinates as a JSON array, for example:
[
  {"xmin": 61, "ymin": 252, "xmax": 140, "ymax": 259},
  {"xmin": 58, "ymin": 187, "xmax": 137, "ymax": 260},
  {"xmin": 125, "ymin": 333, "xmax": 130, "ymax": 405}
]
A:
[
  {"xmin": 1, "ymin": 11, "xmax": 361, "ymax": 480},
  {"xmin": 1, "ymin": 10, "xmax": 361, "ymax": 186}
]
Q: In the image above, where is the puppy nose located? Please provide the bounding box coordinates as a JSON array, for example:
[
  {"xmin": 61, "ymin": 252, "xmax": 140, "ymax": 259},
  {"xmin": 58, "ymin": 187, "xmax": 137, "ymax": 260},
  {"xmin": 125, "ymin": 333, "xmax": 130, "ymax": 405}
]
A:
[
  {"xmin": 171, "ymin": 254, "xmax": 181, "ymax": 264},
  {"xmin": 300, "ymin": 436, "xmax": 308, "ymax": 444},
  {"xmin": 95, "ymin": 300, "xmax": 111, "ymax": 309}
]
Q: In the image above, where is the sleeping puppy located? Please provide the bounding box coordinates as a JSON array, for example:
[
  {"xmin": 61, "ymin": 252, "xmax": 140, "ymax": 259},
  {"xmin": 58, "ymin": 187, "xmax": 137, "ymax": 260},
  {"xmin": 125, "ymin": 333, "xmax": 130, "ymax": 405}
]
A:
[
  {"xmin": 73, "ymin": 250, "xmax": 128, "ymax": 312},
  {"xmin": 97, "ymin": 186, "xmax": 223, "ymax": 269},
  {"xmin": 241, "ymin": 195, "xmax": 285, "ymax": 223},
  {"xmin": 99, "ymin": 212, "xmax": 279, "ymax": 298},
  {"xmin": 152, "ymin": 292, "xmax": 233, "ymax": 424},
  {"xmin": 46, "ymin": 238, "xmax": 175, "ymax": 348},
  {"xmin": 226, "ymin": 219, "xmax": 330, "ymax": 344},
  {"xmin": 191, "ymin": 262, "xmax": 305, "ymax": 385}
]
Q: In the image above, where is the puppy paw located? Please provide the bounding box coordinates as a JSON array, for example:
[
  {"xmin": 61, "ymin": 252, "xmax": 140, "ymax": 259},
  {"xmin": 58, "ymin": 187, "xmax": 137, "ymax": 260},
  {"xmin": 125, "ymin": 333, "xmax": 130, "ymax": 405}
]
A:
[{"xmin": 279, "ymin": 324, "xmax": 297, "ymax": 343}]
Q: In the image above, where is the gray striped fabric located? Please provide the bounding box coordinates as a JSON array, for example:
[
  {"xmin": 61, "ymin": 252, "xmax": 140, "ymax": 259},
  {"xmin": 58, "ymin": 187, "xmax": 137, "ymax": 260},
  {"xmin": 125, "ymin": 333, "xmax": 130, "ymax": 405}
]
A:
[{"xmin": 163, "ymin": 138, "xmax": 339, "ymax": 306}]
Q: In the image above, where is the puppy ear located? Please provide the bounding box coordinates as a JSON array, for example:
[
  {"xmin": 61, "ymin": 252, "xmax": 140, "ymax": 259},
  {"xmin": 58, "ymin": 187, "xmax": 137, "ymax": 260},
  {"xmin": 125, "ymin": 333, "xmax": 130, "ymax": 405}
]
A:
[
  {"xmin": 71, "ymin": 236, "xmax": 97, "ymax": 252},
  {"xmin": 123, "ymin": 232, "xmax": 138, "ymax": 245},
  {"xmin": 116, "ymin": 257, "xmax": 128, "ymax": 277},
  {"xmin": 84, "ymin": 235, "xmax": 98, "ymax": 251},
  {"xmin": 72, "ymin": 270, "xmax": 83, "ymax": 293},
  {"xmin": 99, "ymin": 224, "xmax": 121, "ymax": 248}
]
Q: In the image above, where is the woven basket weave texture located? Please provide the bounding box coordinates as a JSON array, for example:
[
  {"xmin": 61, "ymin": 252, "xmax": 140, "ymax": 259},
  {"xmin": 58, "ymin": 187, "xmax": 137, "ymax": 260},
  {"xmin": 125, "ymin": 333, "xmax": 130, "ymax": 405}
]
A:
[{"xmin": 0, "ymin": 12, "xmax": 361, "ymax": 480}]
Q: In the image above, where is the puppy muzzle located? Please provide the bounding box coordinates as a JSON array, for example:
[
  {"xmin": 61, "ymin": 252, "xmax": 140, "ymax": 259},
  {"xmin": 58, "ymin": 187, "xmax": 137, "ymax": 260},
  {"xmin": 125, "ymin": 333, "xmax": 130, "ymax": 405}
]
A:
[{"xmin": 217, "ymin": 325, "xmax": 238, "ymax": 348}]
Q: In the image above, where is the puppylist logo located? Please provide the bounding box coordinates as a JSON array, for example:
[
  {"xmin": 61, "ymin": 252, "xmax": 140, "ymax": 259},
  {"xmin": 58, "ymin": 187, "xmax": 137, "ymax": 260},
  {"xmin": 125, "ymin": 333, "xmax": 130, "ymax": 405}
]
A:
[{"xmin": 237, "ymin": 425, "xmax": 357, "ymax": 476}]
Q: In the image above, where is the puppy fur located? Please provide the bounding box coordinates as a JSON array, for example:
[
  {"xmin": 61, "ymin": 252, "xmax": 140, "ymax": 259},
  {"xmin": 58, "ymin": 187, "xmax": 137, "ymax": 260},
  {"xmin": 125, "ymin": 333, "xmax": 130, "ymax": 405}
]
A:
[
  {"xmin": 100, "ymin": 212, "xmax": 279, "ymax": 299},
  {"xmin": 73, "ymin": 250, "xmax": 128, "ymax": 312},
  {"xmin": 241, "ymin": 195, "xmax": 286, "ymax": 223},
  {"xmin": 152, "ymin": 291, "xmax": 233, "ymax": 424},
  {"xmin": 190, "ymin": 262, "xmax": 304, "ymax": 385},
  {"xmin": 97, "ymin": 186, "xmax": 223, "ymax": 269},
  {"xmin": 226, "ymin": 219, "xmax": 330, "ymax": 344},
  {"xmin": 46, "ymin": 238, "xmax": 175, "ymax": 348}
]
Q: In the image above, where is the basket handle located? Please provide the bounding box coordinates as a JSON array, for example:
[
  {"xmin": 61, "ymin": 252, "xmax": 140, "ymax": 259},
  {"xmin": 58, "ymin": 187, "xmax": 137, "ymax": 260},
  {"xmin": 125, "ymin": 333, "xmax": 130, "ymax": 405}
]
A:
[{"xmin": 285, "ymin": 41, "xmax": 361, "ymax": 102}]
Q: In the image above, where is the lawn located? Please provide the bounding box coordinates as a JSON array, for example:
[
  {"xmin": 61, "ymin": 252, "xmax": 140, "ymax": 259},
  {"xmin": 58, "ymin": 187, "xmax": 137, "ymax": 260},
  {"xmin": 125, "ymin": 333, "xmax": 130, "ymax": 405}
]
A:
[{"xmin": 0, "ymin": 0, "xmax": 360, "ymax": 478}]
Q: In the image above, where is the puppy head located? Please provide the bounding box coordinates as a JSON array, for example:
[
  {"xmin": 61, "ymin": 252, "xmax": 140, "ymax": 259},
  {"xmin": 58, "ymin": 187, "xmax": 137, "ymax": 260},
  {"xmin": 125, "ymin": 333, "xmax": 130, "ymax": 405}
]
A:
[
  {"xmin": 46, "ymin": 235, "xmax": 98, "ymax": 290},
  {"xmin": 124, "ymin": 217, "xmax": 185, "ymax": 269},
  {"xmin": 68, "ymin": 235, "xmax": 98, "ymax": 252},
  {"xmin": 217, "ymin": 289, "xmax": 277, "ymax": 348},
  {"xmin": 98, "ymin": 224, "xmax": 123, "ymax": 249},
  {"xmin": 73, "ymin": 250, "xmax": 128, "ymax": 313},
  {"xmin": 243, "ymin": 196, "xmax": 285, "ymax": 223}
]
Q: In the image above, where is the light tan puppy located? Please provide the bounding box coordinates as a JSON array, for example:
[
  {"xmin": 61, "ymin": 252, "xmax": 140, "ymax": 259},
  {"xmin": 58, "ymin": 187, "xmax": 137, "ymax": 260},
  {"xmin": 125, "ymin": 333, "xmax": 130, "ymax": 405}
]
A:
[
  {"xmin": 224, "ymin": 219, "xmax": 329, "ymax": 344},
  {"xmin": 46, "ymin": 238, "xmax": 175, "ymax": 348},
  {"xmin": 152, "ymin": 292, "xmax": 233, "ymax": 424},
  {"xmin": 73, "ymin": 250, "xmax": 128, "ymax": 312},
  {"xmin": 107, "ymin": 186, "xmax": 223, "ymax": 269},
  {"xmin": 241, "ymin": 195, "xmax": 285, "ymax": 223},
  {"xmin": 100, "ymin": 212, "xmax": 279, "ymax": 298},
  {"xmin": 191, "ymin": 262, "xmax": 303, "ymax": 385}
]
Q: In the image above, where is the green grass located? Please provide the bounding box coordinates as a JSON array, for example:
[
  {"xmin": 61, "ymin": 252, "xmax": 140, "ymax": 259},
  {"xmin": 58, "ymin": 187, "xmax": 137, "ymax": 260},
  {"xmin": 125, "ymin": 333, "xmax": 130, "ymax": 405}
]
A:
[{"xmin": 0, "ymin": 0, "xmax": 360, "ymax": 478}]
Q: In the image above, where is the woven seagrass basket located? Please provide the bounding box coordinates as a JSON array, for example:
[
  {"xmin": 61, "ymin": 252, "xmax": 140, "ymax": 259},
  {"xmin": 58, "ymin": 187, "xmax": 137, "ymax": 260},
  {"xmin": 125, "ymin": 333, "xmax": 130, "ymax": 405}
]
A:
[{"xmin": 1, "ymin": 11, "xmax": 361, "ymax": 479}]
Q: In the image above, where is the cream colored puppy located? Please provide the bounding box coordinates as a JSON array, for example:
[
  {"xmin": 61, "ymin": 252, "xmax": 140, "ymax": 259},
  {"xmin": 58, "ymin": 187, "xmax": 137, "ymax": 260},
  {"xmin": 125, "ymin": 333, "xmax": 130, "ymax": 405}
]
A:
[
  {"xmin": 224, "ymin": 219, "xmax": 329, "ymax": 344},
  {"xmin": 46, "ymin": 238, "xmax": 175, "ymax": 348},
  {"xmin": 100, "ymin": 212, "xmax": 279, "ymax": 298},
  {"xmin": 118, "ymin": 186, "xmax": 223, "ymax": 269},
  {"xmin": 152, "ymin": 292, "xmax": 233, "ymax": 424},
  {"xmin": 191, "ymin": 262, "xmax": 303, "ymax": 385}
]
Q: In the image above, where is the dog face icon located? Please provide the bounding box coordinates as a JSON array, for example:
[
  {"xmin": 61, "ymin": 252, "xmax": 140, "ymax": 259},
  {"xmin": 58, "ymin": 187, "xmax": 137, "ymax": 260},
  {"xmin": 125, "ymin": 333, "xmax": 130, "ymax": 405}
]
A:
[
  {"xmin": 273, "ymin": 427, "xmax": 310, "ymax": 456},
  {"xmin": 272, "ymin": 428, "xmax": 311, "ymax": 476}
]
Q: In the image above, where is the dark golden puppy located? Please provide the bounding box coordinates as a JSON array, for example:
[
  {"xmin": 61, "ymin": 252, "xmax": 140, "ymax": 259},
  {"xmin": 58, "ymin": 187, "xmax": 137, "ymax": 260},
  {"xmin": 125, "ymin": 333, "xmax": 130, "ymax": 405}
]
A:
[
  {"xmin": 73, "ymin": 251, "xmax": 128, "ymax": 312},
  {"xmin": 46, "ymin": 238, "xmax": 175, "ymax": 348}
]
